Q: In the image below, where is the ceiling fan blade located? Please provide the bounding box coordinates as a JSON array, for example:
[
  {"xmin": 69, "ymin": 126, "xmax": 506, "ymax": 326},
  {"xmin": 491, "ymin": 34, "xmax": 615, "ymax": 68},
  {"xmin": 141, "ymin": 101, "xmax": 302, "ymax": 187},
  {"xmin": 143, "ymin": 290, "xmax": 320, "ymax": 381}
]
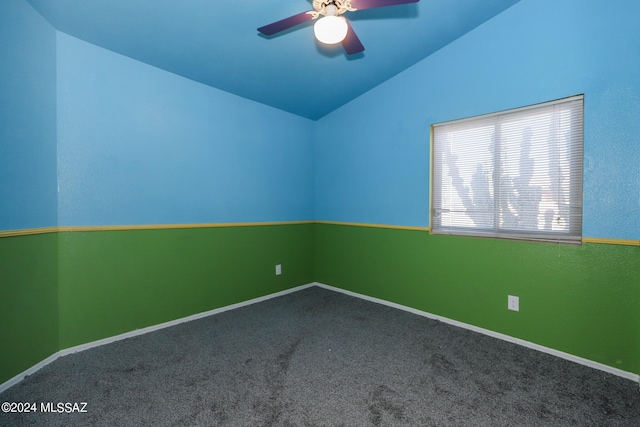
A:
[
  {"xmin": 257, "ymin": 11, "xmax": 315, "ymax": 36},
  {"xmin": 349, "ymin": 0, "xmax": 419, "ymax": 11},
  {"xmin": 342, "ymin": 21, "xmax": 365, "ymax": 55}
]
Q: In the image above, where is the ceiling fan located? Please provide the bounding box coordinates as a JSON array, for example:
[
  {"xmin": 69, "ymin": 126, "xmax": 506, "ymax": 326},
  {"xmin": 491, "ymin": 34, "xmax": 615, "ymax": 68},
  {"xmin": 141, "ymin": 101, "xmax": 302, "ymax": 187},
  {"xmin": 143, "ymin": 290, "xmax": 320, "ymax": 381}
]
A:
[{"xmin": 257, "ymin": 0, "xmax": 420, "ymax": 55}]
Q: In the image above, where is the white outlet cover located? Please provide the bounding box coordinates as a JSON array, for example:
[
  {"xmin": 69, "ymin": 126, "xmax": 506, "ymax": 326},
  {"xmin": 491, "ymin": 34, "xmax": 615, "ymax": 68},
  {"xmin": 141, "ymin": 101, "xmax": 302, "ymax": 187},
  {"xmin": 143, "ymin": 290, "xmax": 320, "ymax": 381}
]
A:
[
  {"xmin": 508, "ymin": 295, "xmax": 519, "ymax": 311},
  {"xmin": 275, "ymin": 264, "xmax": 282, "ymax": 275}
]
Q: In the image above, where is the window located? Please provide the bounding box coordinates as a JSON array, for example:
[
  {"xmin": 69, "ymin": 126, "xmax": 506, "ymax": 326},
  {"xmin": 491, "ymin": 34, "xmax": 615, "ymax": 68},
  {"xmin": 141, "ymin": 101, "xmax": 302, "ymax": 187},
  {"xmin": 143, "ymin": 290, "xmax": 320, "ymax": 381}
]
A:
[{"xmin": 431, "ymin": 95, "xmax": 583, "ymax": 244}]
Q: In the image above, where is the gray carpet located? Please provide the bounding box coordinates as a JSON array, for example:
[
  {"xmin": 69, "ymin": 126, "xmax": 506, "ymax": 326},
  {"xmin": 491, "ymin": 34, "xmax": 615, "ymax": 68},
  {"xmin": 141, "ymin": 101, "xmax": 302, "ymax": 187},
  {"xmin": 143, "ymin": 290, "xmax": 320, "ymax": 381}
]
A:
[{"xmin": 1, "ymin": 286, "xmax": 639, "ymax": 426}]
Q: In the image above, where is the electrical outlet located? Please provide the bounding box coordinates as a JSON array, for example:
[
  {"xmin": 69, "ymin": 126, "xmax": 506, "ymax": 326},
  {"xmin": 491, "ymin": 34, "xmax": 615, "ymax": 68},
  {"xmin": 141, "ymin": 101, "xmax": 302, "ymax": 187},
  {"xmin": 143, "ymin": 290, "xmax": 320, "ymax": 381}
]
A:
[
  {"xmin": 508, "ymin": 295, "xmax": 519, "ymax": 312},
  {"xmin": 275, "ymin": 264, "xmax": 282, "ymax": 276}
]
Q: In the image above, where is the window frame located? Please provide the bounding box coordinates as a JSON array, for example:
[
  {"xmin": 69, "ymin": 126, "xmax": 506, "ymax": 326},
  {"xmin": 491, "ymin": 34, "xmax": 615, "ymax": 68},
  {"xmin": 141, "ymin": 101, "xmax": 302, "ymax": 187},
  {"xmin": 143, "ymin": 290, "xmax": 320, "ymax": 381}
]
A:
[{"xmin": 430, "ymin": 95, "xmax": 584, "ymax": 244}]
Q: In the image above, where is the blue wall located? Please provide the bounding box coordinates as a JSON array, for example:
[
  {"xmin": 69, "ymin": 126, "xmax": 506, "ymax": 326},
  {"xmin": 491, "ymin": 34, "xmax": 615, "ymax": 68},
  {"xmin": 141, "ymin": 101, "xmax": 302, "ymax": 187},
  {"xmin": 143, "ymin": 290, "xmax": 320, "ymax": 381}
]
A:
[
  {"xmin": 8, "ymin": 0, "xmax": 638, "ymax": 238},
  {"xmin": 2, "ymin": 13, "xmax": 316, "ymax": 385},
  {"xmin": 0, "ymin": 0, "xmax": 59, "ymax": 387},
  {"xmin": 316, "ymin": 0, "xmax": 640, "ymax": 241},
  {"xmin": 0, "ymin": 0, "xmax": 57, "ymax": 230},
  {"xmin": 2, "ymin": 0, "xmax": 639, "ymax": 386},
  {"xmin": 57, "ymin": 33, "xmax": 314, "ymax": 227}
]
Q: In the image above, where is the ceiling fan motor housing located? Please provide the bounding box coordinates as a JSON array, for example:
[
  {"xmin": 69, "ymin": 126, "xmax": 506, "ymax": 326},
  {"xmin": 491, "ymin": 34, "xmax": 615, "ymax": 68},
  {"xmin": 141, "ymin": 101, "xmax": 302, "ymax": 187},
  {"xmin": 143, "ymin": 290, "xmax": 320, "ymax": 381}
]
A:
[
  {"xmin": 258, "ymin": 0, "xmax": 420, "ymax": 55},
  {"xmin": 313, "ymin": 0, "xmax": 356, "ymax": 16}
]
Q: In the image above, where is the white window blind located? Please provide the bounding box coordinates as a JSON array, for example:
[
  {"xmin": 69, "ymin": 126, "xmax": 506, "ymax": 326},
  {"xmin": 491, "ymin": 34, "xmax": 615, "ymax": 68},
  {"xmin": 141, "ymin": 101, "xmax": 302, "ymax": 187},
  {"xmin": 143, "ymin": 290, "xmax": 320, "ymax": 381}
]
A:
[{"xmin": 432, "ymin": 95, "xmax": 584, "ymax": 243}]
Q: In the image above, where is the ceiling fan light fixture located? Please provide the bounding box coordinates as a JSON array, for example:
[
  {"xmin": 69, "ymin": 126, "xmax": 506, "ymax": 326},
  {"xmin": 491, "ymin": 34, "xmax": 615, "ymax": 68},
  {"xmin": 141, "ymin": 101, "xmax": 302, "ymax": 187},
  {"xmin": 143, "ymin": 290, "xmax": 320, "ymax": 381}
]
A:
[{"xmin": 314, "ymin": 15, "xmax": 348, "ymax": 45}]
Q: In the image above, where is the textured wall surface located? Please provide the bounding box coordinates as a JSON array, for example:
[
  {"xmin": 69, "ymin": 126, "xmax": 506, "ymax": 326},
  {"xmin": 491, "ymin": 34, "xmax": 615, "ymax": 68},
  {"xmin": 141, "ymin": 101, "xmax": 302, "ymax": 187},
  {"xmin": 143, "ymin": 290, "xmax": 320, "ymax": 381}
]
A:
[
  {"xmin": 315, "ymin": 224, "xmax": 640, "ymax": 374},
  {"xmin": 2, "ymin": 0, "xmax": 639, "ymax": 387},
  {"xmin": 316, "ymin": 0, "xmax": 640, "ymax": 241},
  {"xmin": 1, "ymin": 5, "xmax": 317, "ymax": 386},
  {"xmin": 56, "ymin": 33, "xmax": 315, "ymax": 227},
  {"xmin": 0, "ymin": 0, "xmax": 57, "ymax": 230},
  {"xmin": 58, "ymin": 225, "xmax": 315, "ymax": 349},
  {"xmin": 0, "ymin": 233, "xmax": 58, "ymax": 385},
  {"xmin": 0, "ymin": 0, "xmax": 59, "ymax": 386},
  {"xmin": 314, "ymin": 0, "xmax": 640, "ymax": 375}
]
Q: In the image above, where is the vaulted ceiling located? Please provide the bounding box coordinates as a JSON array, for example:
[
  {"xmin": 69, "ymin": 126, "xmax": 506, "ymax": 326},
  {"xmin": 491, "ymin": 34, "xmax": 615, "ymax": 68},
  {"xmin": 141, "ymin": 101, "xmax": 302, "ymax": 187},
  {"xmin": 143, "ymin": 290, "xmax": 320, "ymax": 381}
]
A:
[{"xmin": 26, "ymin": 0, "xmax": 521, "ymax": 120}]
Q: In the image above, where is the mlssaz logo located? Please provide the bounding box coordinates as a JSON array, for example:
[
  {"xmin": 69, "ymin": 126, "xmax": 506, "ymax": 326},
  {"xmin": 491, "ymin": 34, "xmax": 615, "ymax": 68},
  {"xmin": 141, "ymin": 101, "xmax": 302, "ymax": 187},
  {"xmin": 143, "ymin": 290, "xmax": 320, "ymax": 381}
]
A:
[{"xmin": 40, "ymin": 402, "xmax": 88, "ymax": 413}]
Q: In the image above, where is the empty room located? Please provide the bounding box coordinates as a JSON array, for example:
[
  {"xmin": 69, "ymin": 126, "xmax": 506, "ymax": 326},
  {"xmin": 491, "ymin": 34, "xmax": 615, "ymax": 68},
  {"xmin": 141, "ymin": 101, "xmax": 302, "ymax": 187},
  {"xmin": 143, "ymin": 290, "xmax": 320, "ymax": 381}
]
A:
[{"xmin": 1, "ymin": 0, "xmax": 639, "ymax": 425}]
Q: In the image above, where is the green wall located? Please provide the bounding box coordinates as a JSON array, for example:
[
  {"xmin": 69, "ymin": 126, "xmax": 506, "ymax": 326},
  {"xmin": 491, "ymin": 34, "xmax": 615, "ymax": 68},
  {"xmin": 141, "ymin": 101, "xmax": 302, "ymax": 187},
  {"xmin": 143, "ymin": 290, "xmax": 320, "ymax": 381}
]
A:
[
  {"xmin": 3, "ymin": 223, "xmax": 638, "ymax": 386},
  {"xmin": 0, "ymin": 0, "xmax": 57, "ymax": 387},
  {"xmin": 0, "ymin": 223, "xmax": 314, "ymax": 384},
  {"xmin": 58, "ymin": 224, "xmax": 315, "ymax": 349},
  {"xmin": 314, "ymin": 223, "xmax": 640, "ymax": 375},
  {"xmin": 3, "ymin": 0, "xmax": 639, "ymax": 391},
  {"xmin": 0, "ymin": 233, "xmax": 58, "ymax": 384}
]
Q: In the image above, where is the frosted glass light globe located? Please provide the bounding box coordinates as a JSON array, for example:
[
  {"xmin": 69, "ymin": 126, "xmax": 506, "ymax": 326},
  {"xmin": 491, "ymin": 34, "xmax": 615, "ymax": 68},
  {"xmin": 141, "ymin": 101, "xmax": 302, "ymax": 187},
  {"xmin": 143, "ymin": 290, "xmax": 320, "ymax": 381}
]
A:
[{"xmin": 314, "ymin": 16, "xmax": 348, "ymax": 45}]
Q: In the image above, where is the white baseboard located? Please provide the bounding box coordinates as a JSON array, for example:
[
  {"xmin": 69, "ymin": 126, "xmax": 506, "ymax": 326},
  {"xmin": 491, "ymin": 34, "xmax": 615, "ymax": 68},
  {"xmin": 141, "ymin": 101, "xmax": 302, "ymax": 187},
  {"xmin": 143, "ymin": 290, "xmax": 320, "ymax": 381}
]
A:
[
  {"xmin": 313, "ymin": 282, "xmax": 640, "ymax": 383},
  {"xmin": 0, "ymin": 283, "xmax": 315, "ymax": 394},
  {"xmin": 2, "ymin": 281, "xmax": 637, "ymax": 394},
  {"xmin": 0, "ymin": 352, "xmax": 60, "ymax": 395},
  {"xmin": 58, "ymin": 282, "xmax": 316, "ymax": 357}
]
